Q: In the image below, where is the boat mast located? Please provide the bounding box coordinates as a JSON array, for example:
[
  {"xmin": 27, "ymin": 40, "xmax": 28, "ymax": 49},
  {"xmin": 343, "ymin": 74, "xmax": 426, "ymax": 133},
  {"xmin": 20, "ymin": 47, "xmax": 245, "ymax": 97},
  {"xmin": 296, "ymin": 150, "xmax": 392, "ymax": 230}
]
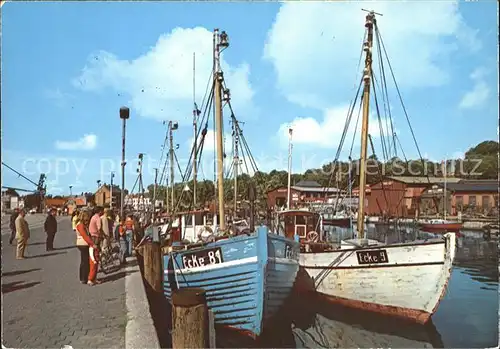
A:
[
  {"xmin": 287, "ymin": 127, "xmax": 293, "ymax": 209},
  {"xmin": 169, "ymin": 121, "xmax": 175, "ymax": 214},
  {"xmin": 214, "ymin": 28, "xmax": 228, "ymax": 231},
  {"xmin": 443, "ymin": 159, "xmax": 447, "ymax": 220},
  {"xmin": 357, "ymin": 11, "xmax": 376, "ymax": 239},
  {"xmin": 193, "ymin": 52, "xmax": 198, "ymax": 209},
  {"xmin": 233, "ymin": 122, "xmax": 239, "ymax": 217}
]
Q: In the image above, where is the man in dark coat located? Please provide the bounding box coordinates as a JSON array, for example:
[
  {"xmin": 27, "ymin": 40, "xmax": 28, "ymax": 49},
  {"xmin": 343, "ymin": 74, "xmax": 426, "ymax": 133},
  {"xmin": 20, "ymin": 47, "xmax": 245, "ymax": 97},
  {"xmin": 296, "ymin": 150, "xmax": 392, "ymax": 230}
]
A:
[
  {"xmin": 44, "ymin": 208, "xmax": 58, "ymax": 251},
  {"xmin": 9, "ymin": 208, "xmax": 19, "ymax": 245}
]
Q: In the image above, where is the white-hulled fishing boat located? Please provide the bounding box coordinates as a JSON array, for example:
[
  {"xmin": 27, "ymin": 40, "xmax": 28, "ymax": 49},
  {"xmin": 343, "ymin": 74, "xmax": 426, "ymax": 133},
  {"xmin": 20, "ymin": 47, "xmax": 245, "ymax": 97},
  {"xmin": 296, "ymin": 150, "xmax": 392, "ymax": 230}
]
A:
[{"xmin": 295, "ymin": 11, "xmax": 456, "ymax": 324}]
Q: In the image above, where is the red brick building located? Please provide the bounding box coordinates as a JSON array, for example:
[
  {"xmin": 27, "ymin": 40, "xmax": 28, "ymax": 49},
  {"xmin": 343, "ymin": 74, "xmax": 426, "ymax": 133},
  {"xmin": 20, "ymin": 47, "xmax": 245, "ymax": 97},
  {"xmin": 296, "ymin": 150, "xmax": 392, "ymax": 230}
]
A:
[
  {"xmin": 357, "ymin": 176, "xmax": 461, "ymax": 218},
  {"xmin": 420, "ymin": 179, "xmax": 498, "ymax": 216}
]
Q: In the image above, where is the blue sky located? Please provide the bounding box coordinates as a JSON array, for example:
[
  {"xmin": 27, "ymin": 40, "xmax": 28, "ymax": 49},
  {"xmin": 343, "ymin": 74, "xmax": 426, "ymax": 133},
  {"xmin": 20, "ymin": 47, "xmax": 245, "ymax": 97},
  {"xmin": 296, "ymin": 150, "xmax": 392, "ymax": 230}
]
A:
[{"xmin": 2, "ymin": 1, "xmax": 498, "ymax": 196}]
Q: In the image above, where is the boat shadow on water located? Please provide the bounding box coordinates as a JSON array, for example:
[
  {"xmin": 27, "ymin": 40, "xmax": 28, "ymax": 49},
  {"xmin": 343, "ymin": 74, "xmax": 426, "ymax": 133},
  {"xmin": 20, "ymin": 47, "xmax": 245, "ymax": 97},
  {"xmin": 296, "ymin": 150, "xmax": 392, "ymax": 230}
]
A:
[
  {"xmin": 144, "ymin": 259, "xmax": 444, "ymax": 348},
  {"xmin": 218, "ymin": 268, "xmax": 444, "ymax": 348}
]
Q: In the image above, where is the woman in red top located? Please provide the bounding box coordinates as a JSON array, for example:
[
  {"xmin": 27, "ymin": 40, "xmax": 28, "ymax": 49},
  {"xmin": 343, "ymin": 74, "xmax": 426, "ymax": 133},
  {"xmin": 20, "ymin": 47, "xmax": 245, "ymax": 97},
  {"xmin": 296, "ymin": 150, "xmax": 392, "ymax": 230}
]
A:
[{"xmin": 76, "ymin": 210, "xmax": 100, "ymax": 286}]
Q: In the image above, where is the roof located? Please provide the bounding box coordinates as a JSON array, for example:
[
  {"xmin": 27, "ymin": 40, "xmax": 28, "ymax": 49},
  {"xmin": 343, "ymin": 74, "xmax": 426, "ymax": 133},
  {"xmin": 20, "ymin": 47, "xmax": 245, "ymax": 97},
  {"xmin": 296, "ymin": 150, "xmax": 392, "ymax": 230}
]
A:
[
  {"xmin": 386, "ymin": 176, "xmax": 462, "ymax": 185},
  {"xmin": 295, "ymin": 180, "xmax": 321, "ymax": 188},
  {"xmin": 97, "ymin": 184, "xmax": 121, "ymax": 193},
  {"xmin": 292, "ymin": 186, "xmax": 341, "ymax": 193},
  {"xmin": 437, "ymin": 182, "xmax": 498, "ymax": 193},
  {"xmin": 278, "ymin": 209, "xmax": 319, "ymax": 217},
  {"xmin": 45, "ymin": 198, "xmax": 67, "ymax": 207}
]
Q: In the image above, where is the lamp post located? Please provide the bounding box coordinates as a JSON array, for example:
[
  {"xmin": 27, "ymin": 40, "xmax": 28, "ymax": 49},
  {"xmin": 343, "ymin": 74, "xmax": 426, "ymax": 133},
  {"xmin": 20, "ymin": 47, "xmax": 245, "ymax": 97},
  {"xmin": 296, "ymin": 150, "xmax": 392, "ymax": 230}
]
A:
[
  {"xmin": 69, "ymin": 185, "xmax": 73, "ymax": 197},
  {"xmin": 120, "ymin": 106, "xmax": 130, "ymax": 220},
  {"xmin": 110, "ymin": 171, "xmax": 115, "ymax": 209}
]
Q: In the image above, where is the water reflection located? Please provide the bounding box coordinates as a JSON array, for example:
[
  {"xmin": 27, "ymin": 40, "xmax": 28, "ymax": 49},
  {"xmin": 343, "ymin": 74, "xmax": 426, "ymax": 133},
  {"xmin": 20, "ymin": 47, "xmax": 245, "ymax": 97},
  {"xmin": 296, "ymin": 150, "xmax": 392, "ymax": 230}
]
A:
[
  {"xmin": 216, "ymin": 225, "xmax": 497, "ymax": 348},
  {"xmin": 289, "ymin": 297, "xmax": 444, "ymax": 348},
  {"xmin": 276, "ymin": 224, "xmax": 498, "ymax": 348}
]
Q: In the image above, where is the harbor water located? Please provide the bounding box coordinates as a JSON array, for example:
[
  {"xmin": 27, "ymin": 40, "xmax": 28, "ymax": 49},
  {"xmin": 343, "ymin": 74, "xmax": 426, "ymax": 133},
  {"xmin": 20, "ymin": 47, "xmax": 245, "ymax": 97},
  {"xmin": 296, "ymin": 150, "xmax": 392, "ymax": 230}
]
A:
[{"xmin": 218, "ymin": 225, "xmax": 498, "ymax": 348}]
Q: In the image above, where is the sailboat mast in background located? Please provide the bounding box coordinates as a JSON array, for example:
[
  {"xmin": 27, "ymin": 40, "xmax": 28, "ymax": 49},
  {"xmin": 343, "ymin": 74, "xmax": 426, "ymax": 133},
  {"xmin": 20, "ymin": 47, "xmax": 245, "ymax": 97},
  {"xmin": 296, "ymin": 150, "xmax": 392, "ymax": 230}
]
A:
[
  {"xmin": 287, "ymin": 127, "xmax": 293, "ymax": 209},
  {"xmin": 193, "ymin": 52, "xmax": 198, "ymax": 208}
]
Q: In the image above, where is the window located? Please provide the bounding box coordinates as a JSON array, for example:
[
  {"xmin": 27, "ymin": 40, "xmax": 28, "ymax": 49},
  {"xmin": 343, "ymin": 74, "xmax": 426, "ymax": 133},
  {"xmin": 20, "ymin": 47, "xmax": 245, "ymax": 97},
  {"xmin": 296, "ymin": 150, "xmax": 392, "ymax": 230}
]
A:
[
  {"xmin": 296, "ymin": 215, "xmax": 306, "ymax": 225},
  {"xmin": 456, "ymin": 196, "xmax": 463, "ymax": 210},
  {"xmin": 469, "ymin": 195, "xmax": 476, "ymax": 206},
  {"xmin": 194, "ymin": 213, "xmax": 204, "ymax": 226},
  {"xmin": 185, "ymin": 215, "xmax": 193, "ymax": 227},
  {"xmin": 482, "ymin": 196, "xmax": 490, "ymax": 210}
]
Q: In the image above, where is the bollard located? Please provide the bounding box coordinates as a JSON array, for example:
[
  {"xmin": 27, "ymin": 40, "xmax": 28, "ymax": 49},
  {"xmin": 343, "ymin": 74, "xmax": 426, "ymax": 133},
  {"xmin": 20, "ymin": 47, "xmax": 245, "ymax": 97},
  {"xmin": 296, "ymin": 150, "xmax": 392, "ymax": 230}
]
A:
[
  {"xmin": 142, "ymin": 242, "xmax": 163, "ymax": 292},
  {"xmin": 171, "ymin": 288, "xmax": 209, "ymax": 348}
]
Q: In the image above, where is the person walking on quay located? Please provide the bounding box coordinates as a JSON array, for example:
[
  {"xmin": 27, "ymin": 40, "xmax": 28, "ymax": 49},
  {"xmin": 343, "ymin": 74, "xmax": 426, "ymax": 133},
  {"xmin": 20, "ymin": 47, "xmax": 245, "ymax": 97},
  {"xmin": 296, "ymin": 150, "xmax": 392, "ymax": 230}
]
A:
[
  {"xmin": 44, "ymin": 208, "xmax": 58, "ymax": 251},
  {"xmin": 89, "ymin": 206, "xmax": 104, "ymax": 246},
  {"xmin": 15, "ymin": 209, "xmax": 30, "ymax": 259},
  {"xmin": 100, "ymin": 208, "xmax": 113, "ymax": 251},
  {"xmin": 124, "ymin": 215, "xmax": 135, "ymax": 258},
  {"xmin": 9, "ymin": 208, "xmax": 19, "ymax": 245},
  {"xmin": 117, "ymin": 220, "xmax": 128, "ymax": 264},
  {"xmin": 76, "ymin": 210, "xmax": 100, "ymax": 285},
  {"xmin": 72, "ymin": 210, "xmax": 79, "ymax": 231}
]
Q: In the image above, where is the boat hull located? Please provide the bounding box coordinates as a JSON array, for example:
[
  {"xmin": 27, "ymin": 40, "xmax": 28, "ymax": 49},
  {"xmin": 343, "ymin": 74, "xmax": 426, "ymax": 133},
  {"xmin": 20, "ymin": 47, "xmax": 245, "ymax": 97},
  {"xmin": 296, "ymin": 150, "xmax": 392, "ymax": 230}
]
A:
[
  {"xmin": 322, "ymin": 217, "xmax": 352, "ymax": 227},
  {"xmin": 163, "ymin": 226, "xmax": 299, "ymax": 338},
  {"xmin": 297, "ymin": 233, "xmax": 456, "ymax": 324},
  {"xmin": 419, "ymin": 223, "xmax": 462, "ymax": 233}
]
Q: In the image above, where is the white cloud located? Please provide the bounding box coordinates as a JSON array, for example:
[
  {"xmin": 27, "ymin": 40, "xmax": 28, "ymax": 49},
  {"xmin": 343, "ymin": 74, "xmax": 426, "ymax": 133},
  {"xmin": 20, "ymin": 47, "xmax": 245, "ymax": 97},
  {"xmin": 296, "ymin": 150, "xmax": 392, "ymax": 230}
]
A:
[
  {"xmin": 459, "ymin": 67, "xmax": 490, "ymax": 109},
  {"xmin": 276, "ymin": 105, "xmax": 382, "ymax": 149},
  {"xmin": 44, "ymin": 88, "xmax": 74, "ymax": 108},
  {"xmin": 55, "ymin": 134, "xmax": 97, "ymax": 151},
  {"xmin": 186, "ymin": 129, "xmax": 232, "ymax": 153},
  {"xmin": 73, "ymin": 27, "xmax": 255, "ymax": 124},
  {"xmin": 264, "ymin": 2, "xmax": 480, "ymax": 110}
]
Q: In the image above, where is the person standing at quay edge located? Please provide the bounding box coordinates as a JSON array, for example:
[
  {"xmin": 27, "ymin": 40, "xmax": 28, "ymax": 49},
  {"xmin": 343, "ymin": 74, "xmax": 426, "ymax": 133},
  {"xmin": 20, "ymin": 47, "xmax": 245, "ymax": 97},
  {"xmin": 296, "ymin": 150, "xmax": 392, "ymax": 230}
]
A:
[
  {"xmin": 76, "ymin": 210, "xmax": 100, "ymax": 285},
  {"xmin": 15, "ymin": 209, "xmax": 30, "ymax": 259},
  {"xmin": 72, "ymin": 210, "xmax": 79, "ymax": 231},
  {"xmin": 9, "ymin": 208, "xmax": 19, "ymax": 245},
  {"xmin": 44, "ymin": 208, "xmax": 58, "ymax": 251}
]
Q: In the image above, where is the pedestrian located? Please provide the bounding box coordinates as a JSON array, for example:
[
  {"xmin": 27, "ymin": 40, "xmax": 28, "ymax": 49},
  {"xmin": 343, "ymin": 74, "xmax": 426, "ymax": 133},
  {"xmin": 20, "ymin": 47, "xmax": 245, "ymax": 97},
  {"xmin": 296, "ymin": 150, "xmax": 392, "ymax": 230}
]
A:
[
  {"xmin": 124, "ymin": 215, "xmax": 135, "ymax": 258},
  {"xmin": 9, "ymin": 208, "xmax": 19, "ymax": 245},
  {"xmin": 72, "ymin": 209, "xmax": 79, "ymax": 231},
  {"xmin": 75, "ymin": 210, "xmax": 100, "ymax": 285},
  {"xmin": 15, "ymin": 209, "xmax": 30, "ymax": 259},
  {"xmin": 100, "ymin": 208, "xmax": 115, "ymax": 251},
  {"xmin": 118, "ymin": 220, "xmax": 128, "ymax": 264},
  {"xmin": 89, "ymin": 206, "xmax": 104, "ymax": 247},
  {"xmin": 44, "ymin": 208, "xmax": 58, "ymax": 251}
]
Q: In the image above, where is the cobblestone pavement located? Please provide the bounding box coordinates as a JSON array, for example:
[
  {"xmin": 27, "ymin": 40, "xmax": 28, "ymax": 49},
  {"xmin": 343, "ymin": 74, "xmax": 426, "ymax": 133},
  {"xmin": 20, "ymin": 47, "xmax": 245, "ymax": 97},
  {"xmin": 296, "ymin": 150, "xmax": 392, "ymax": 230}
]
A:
[{"xmin": 2, "ymin": 217, "xmax": 128, "ymax": 349}]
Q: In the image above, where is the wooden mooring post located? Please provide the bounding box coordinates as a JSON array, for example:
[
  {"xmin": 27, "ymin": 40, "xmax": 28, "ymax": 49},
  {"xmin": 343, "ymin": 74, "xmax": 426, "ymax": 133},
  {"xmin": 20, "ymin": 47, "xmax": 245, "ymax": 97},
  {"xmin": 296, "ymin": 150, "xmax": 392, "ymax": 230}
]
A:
[
  {"xmin": 172, "ymin": 288, "xmax": 215, "ymax": 348},
  {"xmin": 140, "ymin": 241, "xmax": 163, "ymax": 292}
]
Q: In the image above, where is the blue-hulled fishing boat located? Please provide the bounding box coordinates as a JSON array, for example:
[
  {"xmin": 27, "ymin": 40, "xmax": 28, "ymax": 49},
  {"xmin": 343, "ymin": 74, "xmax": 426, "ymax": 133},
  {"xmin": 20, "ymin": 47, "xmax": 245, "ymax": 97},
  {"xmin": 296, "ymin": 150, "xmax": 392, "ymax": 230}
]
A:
[
  {"xmin": 160, "ymin": 28, "xmax": 300, "ymax": 339},
  {"xmin": 163, "ymin": 227, "xmax": 299, "ymax": 337}
]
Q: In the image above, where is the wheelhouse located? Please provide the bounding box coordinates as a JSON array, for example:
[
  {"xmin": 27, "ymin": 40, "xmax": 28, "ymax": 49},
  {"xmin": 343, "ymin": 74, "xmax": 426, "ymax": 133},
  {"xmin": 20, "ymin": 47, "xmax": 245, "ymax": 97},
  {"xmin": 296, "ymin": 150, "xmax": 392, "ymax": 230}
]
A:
[{"xmin": 275, "ymin": 210, "xmax": 321, "ymax": 241}]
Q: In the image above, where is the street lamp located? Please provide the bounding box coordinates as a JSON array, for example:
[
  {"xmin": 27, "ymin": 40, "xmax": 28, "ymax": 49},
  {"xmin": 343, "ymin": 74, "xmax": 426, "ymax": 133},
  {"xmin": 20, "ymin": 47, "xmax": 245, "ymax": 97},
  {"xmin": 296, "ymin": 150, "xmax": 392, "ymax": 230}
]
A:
[
  {"xmin": 120, "ymin": 106, "xmax": 130, "ymax": 220},
  {"xmin": 110, "ymin": 171, "xmax": 115, "ymax": 209},
  {"xmin": 69, "ymin": 185, "xmax": 73, "ymax": 197}
]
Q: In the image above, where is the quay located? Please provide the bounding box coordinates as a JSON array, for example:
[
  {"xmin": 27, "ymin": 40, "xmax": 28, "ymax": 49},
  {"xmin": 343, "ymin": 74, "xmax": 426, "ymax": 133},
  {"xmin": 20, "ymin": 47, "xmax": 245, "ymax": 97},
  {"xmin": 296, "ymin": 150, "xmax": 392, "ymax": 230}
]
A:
[{"xmin": 1, "ymin": 214, "xmax": 159, "ymax": 349}]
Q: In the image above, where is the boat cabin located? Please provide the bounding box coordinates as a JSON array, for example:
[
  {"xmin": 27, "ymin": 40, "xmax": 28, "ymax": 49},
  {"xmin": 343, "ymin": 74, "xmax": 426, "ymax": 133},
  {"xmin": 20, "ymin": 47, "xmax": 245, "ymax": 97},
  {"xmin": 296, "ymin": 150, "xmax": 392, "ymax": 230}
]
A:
[
  {"xmin": 275, "ymin": 210, "xmax": 322, "ymax": 242},
  {"xmin": 160, "ymin": 209, "xmax": 217, "ymax": 243}
]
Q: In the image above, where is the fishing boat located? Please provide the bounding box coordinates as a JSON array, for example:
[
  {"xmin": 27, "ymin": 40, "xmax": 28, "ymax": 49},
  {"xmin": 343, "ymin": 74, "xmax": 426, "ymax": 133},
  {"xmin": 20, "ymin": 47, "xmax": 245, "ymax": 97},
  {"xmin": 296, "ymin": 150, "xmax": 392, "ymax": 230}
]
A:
[
  {"xmin": 419, "ymin": 219, "xmax": 462, "ymax": 233},
  {"xmin": 162, "ymin": 29, "xmax": 300, "ymax": 338},
  {"xmin": 322, "ymin": 214, "xmax": 351, "ymax": 228},
  {"xmin": 295, "ymin": 11, "xmax": 456, "ymax": 324}
]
